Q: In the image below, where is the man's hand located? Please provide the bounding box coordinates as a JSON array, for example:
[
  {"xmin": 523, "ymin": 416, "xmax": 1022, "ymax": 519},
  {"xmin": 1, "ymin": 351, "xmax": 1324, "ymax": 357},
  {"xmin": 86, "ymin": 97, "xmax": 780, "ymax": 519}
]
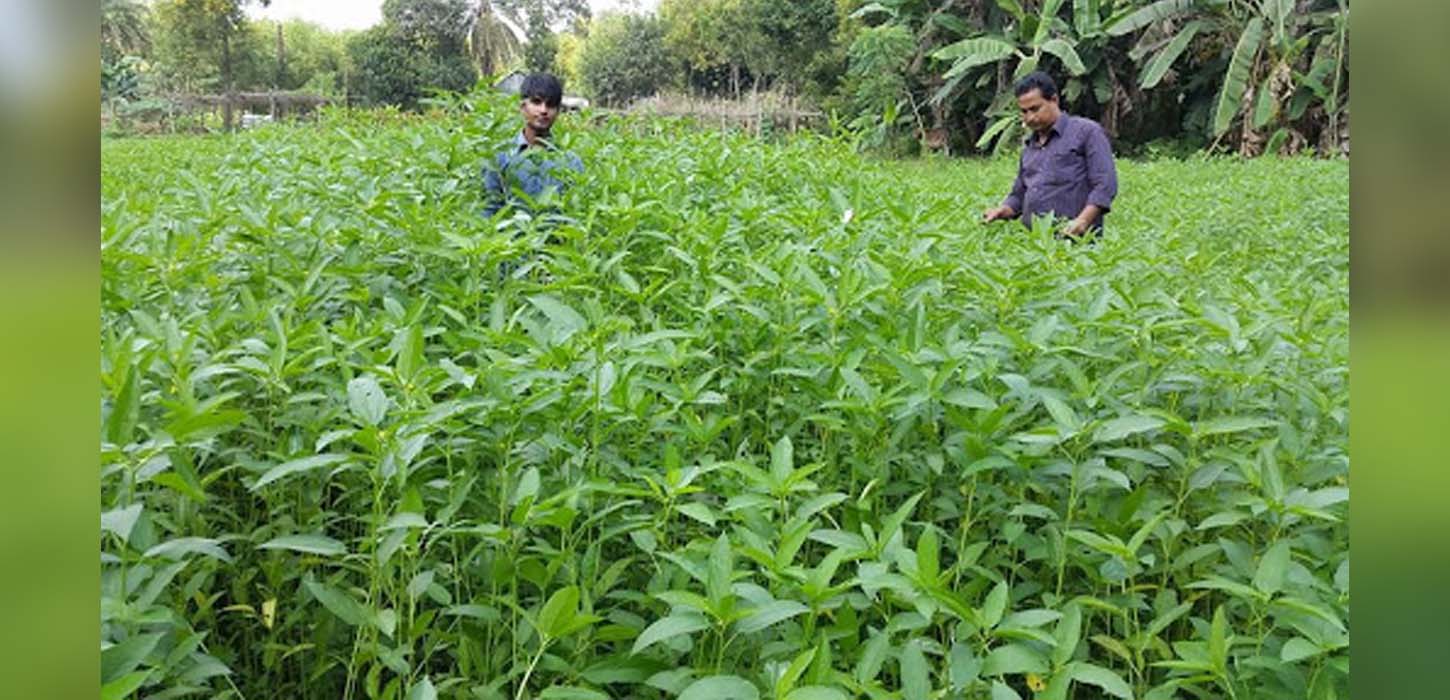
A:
[
  {"xmin": 1061, "ymin": 216, "xmax": 1091, "ymax": 238},
  {"xmin": 982, "ymin": 205, "xmax": 1015, "ymax": 223}
]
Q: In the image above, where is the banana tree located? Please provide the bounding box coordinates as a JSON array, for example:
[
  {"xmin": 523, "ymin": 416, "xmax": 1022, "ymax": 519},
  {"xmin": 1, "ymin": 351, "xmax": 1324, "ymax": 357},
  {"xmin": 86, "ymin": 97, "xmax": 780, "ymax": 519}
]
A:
[
  {"xmin": 1105, "ymin": 0, "xmax": 1349, "ymax": 154},
  {"xmin": 929, "ymin": 0, "xmax": 1107, "ymax": 152}
]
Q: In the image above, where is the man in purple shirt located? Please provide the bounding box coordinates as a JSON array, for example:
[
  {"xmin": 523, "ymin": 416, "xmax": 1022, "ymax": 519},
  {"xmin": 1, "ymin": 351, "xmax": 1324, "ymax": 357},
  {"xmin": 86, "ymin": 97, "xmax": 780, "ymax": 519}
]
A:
[{"xmin": 982, "ymin": 72, "xmax": 1118, "ymax": 238}]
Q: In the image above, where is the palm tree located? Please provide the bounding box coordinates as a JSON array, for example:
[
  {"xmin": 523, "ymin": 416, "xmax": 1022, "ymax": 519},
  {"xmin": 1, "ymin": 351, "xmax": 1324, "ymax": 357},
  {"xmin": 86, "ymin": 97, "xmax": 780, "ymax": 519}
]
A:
[
  {"xmin": 101, "ymin": 0, "xmax": 151, "ymax": 62},
  {"xmin": 466, "ymin": 0, "xmax": 525, "ymax": 78}
]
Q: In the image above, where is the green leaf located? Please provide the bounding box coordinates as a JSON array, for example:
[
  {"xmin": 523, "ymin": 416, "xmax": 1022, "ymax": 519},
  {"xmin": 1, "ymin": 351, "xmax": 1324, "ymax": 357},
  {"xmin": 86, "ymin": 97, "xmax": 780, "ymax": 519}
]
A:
[
  {"xmin": 106, "ymin": 365, "xmax": 140, "ymax": 445},
  {"xmin": 143, "ymin": 537, "xmax": 231, "ymax": 562},
  {"xmin": 1253, "ymin": 540, "xmax": 1292, "ymax": 596},
  {"xmin": 1253, "ymin": 73, "xmax": 1280, "ymax": 129},
  {"xmin": 675, "ymin": 502, "xmax": 718, "ymax": 527},
  {"xmin": 1067, "ymin": 529, "xmax": 1131, "ymax": 559},
  {"xmin": 983, "ymin": 644, "xmax": 1049, "ymax": 676},
  {"xmin": 737, "ymin": 600, "xmax": 810, "ymax": 634},
  {"xmin": 540, "ymin": 688, "xmax": 610, "ymax": 700},
  {"xmin": 259, "ymin": 534, "xmax": 346, "ymax": 557},
  {"xmin": 901, "ymin": 638, "xmax": 931, "ymax": 700},
  {"xmin": 850, "ymin": 2, "xmax": 896, "ymax": 20},
  {"xmin": 977, "ymin": 113, "xmax": 1019, "ymax": 150},
  {"xmin": 949, "ymin": 642, "xmax": 982, "ymax": 690},
  {"xmin": 934, "ymin": 37, "xmax": 1018, "ymax": 80},
  {"xmin": 785, "ymin": 688, "xmax": 848, "ymax": 700},
  {"xmin": 877, "ymin": 492, "xmax": 926, "ymax": 552},
  {"xmin": 251, "ymin": 453, "xmax": 351, "ymax": 491},
  {"xmin": 1095, "ymin": 415, "xmax": 1166, "ymax": 443},
  {"xmin": 707, "ymin": 533, "xmax": 734, "ymax": 608},
  {"xmin": 304, "ymin": 576, "xmax": 370, "ymax": 627},
  {"xmin": 775, "ymin": 647, "xmax": 817, "ymax": 699},
  {"xmin": 1127, "ymin": 510, "xmax": 1169, "ymax": 554},
  {"xmin": 632, "ymin": 613, "xmax": 711, "ymax": 655},
  {"xmin": 678, "ymin": 675, "xmax": 759, "ymax": 700},
  {"xmin": 101, "ymin": 503, "xmax": 144, "ymax": 543},
  {"xmin": 1040, "ymin": 394, "xmax": 1081, "ymax": 432},
  {"xmin": 771, "ymin": 435, "xmax": 794, "ymax": 483},
  {"xmin": 1140, "ymin": 604, "xmax": 1189, "ymax": 640},
  {"xmin": 1262, "ymin": 0, "xmax": 1294, "ymax": 36},
  {"xmin": 1105, "ymin": 0, "xmax": 1197, "ymax": 36},
  {"xmin": 512, "ymin": 467, "xmax": 541, "ymax": 506},
  {"xmin": 855, "ymin": 632, "xmax": 891, "ymax": 684},
  {"xmin": 1053, "ymin": 604, "xmax": 1083, "ymax": 667},
  {"xmin": 1069, "ymin": 662, "xmax": 1133, "ymax": 699},
  {"xmin": 545, "ymin": 686, "xmax": 611, "ymax": 698},
  {"xmin": 406, "ymin": 677, "xmax": 437, "ymax": 700},
  {"xmin": 1213, "ymin": 18, "xmax": 1265, "ymax": 136},
  {"xmin": 529, "ymin": 294, "xmax": 588, "ymax": 340},
  {"xmin": 1033, "ymin": 0, "xmax": 1066, "ymax": 46},
  {"xmin": 991, "ymin": 680, "xmax": 1024, "ymax": 700},
  {"xmin": 1271, "ymin": 596, "xmax": 1346, "ymax": 632},
  {"xmin": 1195, "ymin": 415, "xmax": 1278, "ymax": 438},
  {"xmin": 536, "ymin": 585, "xmax": 581, "ymax": 640},
  {"xmin": 1074, "ymin": 0, "xmax": 1102, "ymax": 37},
  {"xmin": 1196, "ymin": 511, "xmax": 1248, "ymax": 530},
  {"xmin": 101, "ymin": 670, "xmax": 151, "ymax": 700},
  {"xmin": 916, "ymin": 527, "xmax": 940, "ymax": 585},
  {"xmin": 381, "ymin": 512, "xmax": 430, "ymax": 531},
  {"xmin": 1040, "ymin": 39, "xmax": 1087, "ymax": 76},
  {"xmin": 101, "ymin": 633, "xmax": 163, "ymax": 684},
  {"xmin": 1280, "ymin": 637, "xmax": 1322, "ymax": 663},
  {"xmin": 982, "ymin": 581, "xmax": 1009, "ymax": 629},
  {"xmin": 347, "ymin": 375, "xmax": 388, "ymax": 426},
  {"xmin": 1208, "ymin": 606, "xmax": 1229, "ymax": 671}
]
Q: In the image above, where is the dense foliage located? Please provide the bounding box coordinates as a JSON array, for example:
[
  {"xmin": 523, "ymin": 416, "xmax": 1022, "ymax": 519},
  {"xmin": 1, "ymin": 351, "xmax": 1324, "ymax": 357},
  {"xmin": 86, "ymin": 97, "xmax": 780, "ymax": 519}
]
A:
[
  {"xmin": 102, "ymin": 94, "xmax": 1347, "ymax": 700},
  {"xmin": 576, "ymin": 13, "xmax": 679, "ymax": 107},
  {"xmin": 101, "ymin": 0, "xmax": 1348, "ymax": 156}
]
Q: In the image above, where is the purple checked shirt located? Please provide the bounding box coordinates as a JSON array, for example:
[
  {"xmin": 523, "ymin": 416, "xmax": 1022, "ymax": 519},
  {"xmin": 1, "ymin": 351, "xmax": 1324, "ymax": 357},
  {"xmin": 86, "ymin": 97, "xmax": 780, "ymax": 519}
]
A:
[{"xmin": 1002, "ymin": 113, "xmax": 1118, "ymax": 230}]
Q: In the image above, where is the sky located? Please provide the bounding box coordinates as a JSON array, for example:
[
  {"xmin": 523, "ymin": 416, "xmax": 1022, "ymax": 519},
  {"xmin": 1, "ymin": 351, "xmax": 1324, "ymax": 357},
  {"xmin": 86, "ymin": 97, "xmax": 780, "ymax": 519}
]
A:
[{"xmin": 250, "ymin": 0, "xmax": 661, "ymax": 32}]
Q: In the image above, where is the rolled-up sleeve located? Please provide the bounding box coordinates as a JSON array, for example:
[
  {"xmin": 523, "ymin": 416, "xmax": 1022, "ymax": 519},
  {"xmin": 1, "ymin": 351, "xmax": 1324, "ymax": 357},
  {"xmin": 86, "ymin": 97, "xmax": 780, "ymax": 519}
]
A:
[
  {"xmin": 1084, "ymin": 123, "xmax": 1117, "ymax": 212},
  {"xmin": 1003, "ymin": 151, "xmax": 1026, "ymax": 215}
]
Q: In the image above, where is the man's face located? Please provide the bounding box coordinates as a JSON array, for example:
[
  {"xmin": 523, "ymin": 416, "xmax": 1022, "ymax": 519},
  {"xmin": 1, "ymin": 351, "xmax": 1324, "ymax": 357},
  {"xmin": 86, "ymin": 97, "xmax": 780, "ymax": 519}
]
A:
[
  {"xmin": 521, "ymin": 95, "xmax": 560, "ymax": 136},
  {"xmin": 1017, "ymin": 89, "xmax": 1060, "ymax": 133}
]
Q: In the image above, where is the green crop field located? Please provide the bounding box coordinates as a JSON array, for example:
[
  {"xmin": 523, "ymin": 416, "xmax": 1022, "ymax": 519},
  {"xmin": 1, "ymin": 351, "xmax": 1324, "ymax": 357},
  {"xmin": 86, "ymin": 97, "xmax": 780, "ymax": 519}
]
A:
[{"xmin": 101, "ymin": 97, "xmax": 1348, "ymax": 700}]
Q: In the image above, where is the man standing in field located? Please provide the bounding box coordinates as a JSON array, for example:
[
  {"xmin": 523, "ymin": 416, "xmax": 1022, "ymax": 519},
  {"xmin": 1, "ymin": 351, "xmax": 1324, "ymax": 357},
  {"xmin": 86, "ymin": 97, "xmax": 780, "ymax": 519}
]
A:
[
  {"xmin": 482, "ymin": 73, "xmax": 583, "ymax": 218},
  {"xmin": 982, "ymin": 72, "xmax": 1118, "ymax": 238}
]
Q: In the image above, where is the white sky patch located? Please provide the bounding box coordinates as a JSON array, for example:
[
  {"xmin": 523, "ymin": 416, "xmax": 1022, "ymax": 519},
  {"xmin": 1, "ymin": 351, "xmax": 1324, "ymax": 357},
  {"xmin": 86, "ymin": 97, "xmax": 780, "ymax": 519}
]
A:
[
  {"xmin": 250, "ymin": 0, "xmax": 383, "ymax": 31},
  {"xmin": 248, "ymin": 0, "xmax": 661, "ymax": 32}
]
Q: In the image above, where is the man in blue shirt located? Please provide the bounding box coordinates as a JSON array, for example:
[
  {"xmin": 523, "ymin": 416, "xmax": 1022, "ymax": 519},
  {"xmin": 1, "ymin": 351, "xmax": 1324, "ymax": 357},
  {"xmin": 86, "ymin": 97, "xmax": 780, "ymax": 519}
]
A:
[
  {"xmin": 482, "ymin": 73, "xmax": 584, "ymax": 217},
  {"xmin": 982, "ymin": 72, "xmax": 1118, "ymax": 239}
]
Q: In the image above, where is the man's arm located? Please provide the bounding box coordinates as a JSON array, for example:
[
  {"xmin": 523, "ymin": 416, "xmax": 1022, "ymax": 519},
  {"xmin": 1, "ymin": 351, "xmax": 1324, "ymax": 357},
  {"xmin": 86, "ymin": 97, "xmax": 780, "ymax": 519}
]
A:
[
  {"xmin": 984, "ymin": 152, "xmax": 1026, "ymax": 222},
  {"xmin": 1081, "ymin": 124, "xmax": 1118, "ymax": 216}
]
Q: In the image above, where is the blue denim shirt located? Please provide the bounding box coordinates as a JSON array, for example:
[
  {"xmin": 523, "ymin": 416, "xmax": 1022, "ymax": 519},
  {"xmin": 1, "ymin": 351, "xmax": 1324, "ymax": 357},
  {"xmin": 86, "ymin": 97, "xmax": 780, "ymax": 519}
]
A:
[{"xmin": 481, "ymin": 131, "xmax": 584, "ymax": 217}]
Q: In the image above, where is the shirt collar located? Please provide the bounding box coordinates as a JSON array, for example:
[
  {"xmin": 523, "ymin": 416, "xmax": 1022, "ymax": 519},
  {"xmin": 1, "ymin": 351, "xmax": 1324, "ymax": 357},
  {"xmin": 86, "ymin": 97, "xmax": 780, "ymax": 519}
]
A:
[
  {"xmin": 1025, "ymin": 112, "xmax": 1070, "ymax": 145},
  {"xmin": 514, "ymin": 130, "xmax": 563, "ymax": 153}
]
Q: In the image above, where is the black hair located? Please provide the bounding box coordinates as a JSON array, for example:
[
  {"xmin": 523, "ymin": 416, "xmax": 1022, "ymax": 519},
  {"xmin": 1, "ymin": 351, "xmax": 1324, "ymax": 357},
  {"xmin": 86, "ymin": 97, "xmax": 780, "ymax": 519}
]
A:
[
  {"xmin": 1013, "ymin": 71, "xmax": 1059, "ymax": 100},
  {"xmin": 520, "ymin": 73, "xmax": 564, "ymax": 108}
]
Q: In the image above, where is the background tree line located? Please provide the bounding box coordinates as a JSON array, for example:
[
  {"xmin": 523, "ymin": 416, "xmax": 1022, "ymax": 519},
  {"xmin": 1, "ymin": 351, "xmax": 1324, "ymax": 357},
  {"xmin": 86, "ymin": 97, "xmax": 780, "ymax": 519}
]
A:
[{"xmin": 102, "ymin": 0, "xmax": 1348, "ymax": 156}]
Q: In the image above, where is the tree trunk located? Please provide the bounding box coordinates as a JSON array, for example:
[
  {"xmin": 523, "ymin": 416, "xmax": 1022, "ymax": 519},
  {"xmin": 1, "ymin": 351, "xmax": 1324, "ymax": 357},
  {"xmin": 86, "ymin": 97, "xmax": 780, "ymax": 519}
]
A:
[
  {"xmin": 274, "ymin": 23, "xmax": 287, "ymax": 119},
  {"xmin": 222, "ymin": 31, "xmax": 234, "ymax": 131}
]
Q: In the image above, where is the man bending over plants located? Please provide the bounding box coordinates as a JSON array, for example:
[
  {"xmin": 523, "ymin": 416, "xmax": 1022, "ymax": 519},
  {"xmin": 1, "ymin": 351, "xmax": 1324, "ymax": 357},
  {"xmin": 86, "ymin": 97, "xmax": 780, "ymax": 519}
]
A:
[
  {"xmin": 482, "ymin": 73, "xmax": 584, "ymax": 218},
  {"xmin": 982, "ymin": 71, "xmax": 1118, "ymax": 239}
]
